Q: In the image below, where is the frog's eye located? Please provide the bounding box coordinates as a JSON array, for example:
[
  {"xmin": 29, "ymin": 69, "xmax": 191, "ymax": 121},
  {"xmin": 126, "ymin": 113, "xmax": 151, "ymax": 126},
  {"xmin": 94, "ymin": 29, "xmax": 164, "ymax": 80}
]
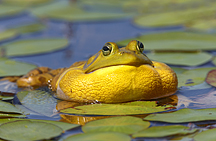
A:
[
  {"xmin": 137, "ymin": 41, "xmax": 144, "ymax": 53},
  {"xmin": 102, "ymin": 43, "xmax": 112, "ymax": 56}
]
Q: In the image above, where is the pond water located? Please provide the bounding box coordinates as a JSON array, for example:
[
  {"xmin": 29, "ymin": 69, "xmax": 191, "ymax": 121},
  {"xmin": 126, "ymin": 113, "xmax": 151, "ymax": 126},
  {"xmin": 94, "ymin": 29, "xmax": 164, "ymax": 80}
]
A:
[{"xmin": 1, "ymin": 1, "xmax": 216, "ymax": 141}]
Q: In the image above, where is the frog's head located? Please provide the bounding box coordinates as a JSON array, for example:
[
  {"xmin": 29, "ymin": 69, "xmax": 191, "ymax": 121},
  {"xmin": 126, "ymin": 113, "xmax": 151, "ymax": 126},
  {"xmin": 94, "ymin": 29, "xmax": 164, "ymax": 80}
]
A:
[{"xmin": 83, "ymin": 40, "xmax": 154, "ymax": 73}]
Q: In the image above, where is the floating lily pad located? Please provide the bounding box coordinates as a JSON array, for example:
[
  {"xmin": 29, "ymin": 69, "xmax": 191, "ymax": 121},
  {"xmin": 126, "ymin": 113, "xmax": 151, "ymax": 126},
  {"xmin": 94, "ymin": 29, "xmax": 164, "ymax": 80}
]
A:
[
  {"xmin": 0, "ymin": 100, "xmax": 22, "ymax": 114},
  {"xmin": 0, "ymin": 120, "xmax": 63, "ymax": 141},
  {"xmin": 0, "ymin": 30, "xmax": 18, "ymax": 42},
  {"xmin": 30, "ymin": 0, "xmax": 131, "ymax": 22},
  {"xmin": 177, "ymin": 67, "xmax": 216, "ymax": 87},
  {"xmin": 117, "ymin": 32, "xmax": 216, "ymax": 51},
  {"xmin": 132, "ymin": 125, "xmax": 197, "ymax": 138},
  {"xmin": 60, "ymin": 101, "xmax": 173, "ymax": 115},
  {"xmin": 0, "ymin": 5, "xmax": 25, "ymax": 18},
  {"xmin": 0, "ymin": 113, "xmax": 26, "ymax": 118},
  {"xmin": 1, "ymin": 0, "xmax": 52, "ymax": 6},
  {"xmin": 8, "ymin": 23, "xmax": 46, "ymax": 34},
  {"xmin": 194, "ymin": 128, "xmax": 216, "ymax": 141},
  {"xmin": 211, "ymin": 57, "xmax": 216, "ymax": 66},
  {"xmin": 186, "ymin": 19, "xmax": 216, "ymax": 31},
  {"xmin": 0, "ymin": 58, "xmax": 37, "ymax": 77},
  {"xmin": 170, "ymin": 67, "xmax": 186, "ymax": 74},
  {"xmin": 147, "ymin": 52, "xmax": 212, "ymax": 66},
  {"xmin": 144, "ymin": 108, "xmax": 216, "ymax": 123},
  {"xmin": 0, "ymin": 95, "xmax": 14, "ymax": 100},
  {"xmin": 205, "ymin": 70, "xmax": 216, "ymax": 87},
  {"xmin": 82, "ymin": 116, "xmax": 150, "ymax": 134},
  {"xmin": 0, "ymin": 118, "xmax": 79, "ymax": 131},
  {"xmin": 1, "ymin": 38, "xmax": 68, "ymax": 57},
  {"xmin": 64, "ymin": 132, "xmax": 131, "ymax": 141},
  {"xmin": 17, "ymin": 90, "xmax": 57, "ymax": 117}
]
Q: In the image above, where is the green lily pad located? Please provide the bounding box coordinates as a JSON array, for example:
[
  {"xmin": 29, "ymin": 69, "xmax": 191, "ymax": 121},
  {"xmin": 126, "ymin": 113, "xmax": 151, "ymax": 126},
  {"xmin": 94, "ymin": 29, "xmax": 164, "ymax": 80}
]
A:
[
  {"xmin": 64, "ymin": 132, "xmax": 131, "ymax": 141},
  {"xmin": 147, "ymin": 52, "xmax": 212, "ymax": 66},
  {"xmin": 60, "ymin": 101, "xmax": 173, "ymax": 115},
  {"xmin": 144, "ymin": 108, "xmax": 216, "ymax": 123},
  {"xmin": 186, "ymin": 19, "xmax": 216, "ymax": 31},
  {"xmin": 1, "ymin": 38, "xmax": 68, "ymax": 57},
  {"xmin": 0, "ymin": 95, "xmax": 14, "ymax": 100},
  {"xmin": 132, "ymin": 125, "xmax": 197, "ymax": 138},
  {"xmin": 0, "ymin": 100, "xmax": 22, "ymax": 114},
  {"xmin": 30, "ymin": 0, "xmax": 131, "ymax": 22},
  {"xmin": 178, "ymin": 67, "xmax": 216, "ymax": 87},
  {"xmin": 211, "ymin": 57, "xmax": 216, "ymax": 66},
  {"xmin": 194, "ymin": 128, "xmax": 216, "ymax": 141},
  {"xmin": 0, "ymin": 58, "xmax": 37, "ymax": 77},
  {"xmin": 0, "ymin": 120, "xmax": 63, "ymax": 141},
  {"xmin": 1, "ymin": 0, "xmax": 52, "ymax": 6},
  {"xmin": 0, "ymin": 30, "xmax": 18, "ymax": 42},
  {"xmin": 8, "ymin": 23, "xmax": 46, "ymax": 34},
  {"xmin": 0, "ymin": 118, "xmax": 79, "ymax": 131},
  {"xmin": 17, "ymin": 90, "xmax": 57, "ymax": 117},
  {"xmin": 133, "ymin": 6, "xmax": 215, "ymax": 27},
  {"xmin": 117, "ymin": 32, "xmax": 216, "ymax": 51},
  {"xmin": 82, "ymin": 116, "xmax": 150, "ymax": 134},
  {"xmin": 0, "ymin": 5, "xmax": 25, "ymax": 18},
  {"xmin": 0, "ymin": 113, "xmax": 26, "ymax": 118},
  {"xmin": 170, "ymin": 67, "xmax": 186, "ymax": 74},
  {"xmin": 205, "ymin": 70, "xmax": 216, "ymax": 87}
]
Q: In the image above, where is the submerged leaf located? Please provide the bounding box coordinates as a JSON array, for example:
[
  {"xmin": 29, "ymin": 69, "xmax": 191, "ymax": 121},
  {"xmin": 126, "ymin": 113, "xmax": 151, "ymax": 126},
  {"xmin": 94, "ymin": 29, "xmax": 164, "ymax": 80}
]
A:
[
  {"xmin": 1, "ymin": 38, "xmax": 68, "ymax": 57},
  {"xmin": 147, "ymin": 52, "xmax": 212, "ymax": 66},
  {"xmin": 144, "ymin": 108, "xmax": 216, "ymax": 123},
  {"xmin": 178, "ymin": 67, "xmax": 216, "ymax": 87},
  {"xmin": 0, "ymin": 58, "xmax": 37, "ymax": 77},
  {"xmin": 0, "ymin": 118, "xmax": 79, "ymax": 131},
  {"xmin": 64, "ymin": 132, "xmax": 131, "ymax": 141},
  {"xmin": 0, "ymin": 120, "xmax": 63, "ymax": 141},
  {"xmin": 17, "ymin": 90, "xmax": 57, "ymax": 117},
  {"xmin": 0, "ymin": 100, "xmax": 22, "ymax": 114},
  {"xmin": 82, "ymin": 116, "xmax": 150, "ymax": 134},
  {"xmin": 194, "ymin": 128, "xmax": 216, "ymax": 141},
  {"xmin": 60, "ymin": 101, "xmax": 173, "ymax": 115},
  {"xmin": 117, "ymin": 32, "xmax": 216, "ymax": 51},
  {"xmin": 205, "ymin": 70, "xmax": 216, "ymax": 87},
  {"xmin": 132, "ymin": 125, "xmax": 197, "ymax": 138}
]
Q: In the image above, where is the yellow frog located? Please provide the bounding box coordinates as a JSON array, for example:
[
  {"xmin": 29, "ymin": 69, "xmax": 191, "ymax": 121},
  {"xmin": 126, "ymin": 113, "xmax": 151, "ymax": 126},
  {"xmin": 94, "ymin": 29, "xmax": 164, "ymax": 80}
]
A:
[{"xmin": 15, "ymin": 40, "xmax": 178, "ymax": 103}]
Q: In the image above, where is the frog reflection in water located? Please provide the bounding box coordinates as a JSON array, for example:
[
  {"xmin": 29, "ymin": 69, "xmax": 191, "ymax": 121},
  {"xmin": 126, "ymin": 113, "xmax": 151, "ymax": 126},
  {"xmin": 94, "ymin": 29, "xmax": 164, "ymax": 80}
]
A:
[{"xmin": 15, "ymin": 40, "xmax": 178, "ymax": 103}]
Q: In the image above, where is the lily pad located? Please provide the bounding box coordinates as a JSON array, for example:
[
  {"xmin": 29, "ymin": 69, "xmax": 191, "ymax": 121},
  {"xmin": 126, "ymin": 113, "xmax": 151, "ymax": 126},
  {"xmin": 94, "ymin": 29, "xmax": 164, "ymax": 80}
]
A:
[
  {"xmin": 194, "ymin": 128, "xmax": 216, "ymax": 141},
  {"xmin": 30, "ymin": 0, "xmax": 131, "ymax": 22},
  {"xmin": 205, "ymin": 70, "xmax": 216, "ymax": 87},
  {"xmin": 177, "ymin": 67, "xmax": 216, "ymax": 87},
  {"xmin": 1, "ymin": 38, "xmax": 68, "ymax": 57},
  {"xmin": 17, "ymin": 90, "xmax": 57, "ymax": 117},
  {"xmin": 82, "ymin": 116, "xmax": 150, "ymax": 134},
  {"xmin": 0, "ymin": 100, "xmax": 22, "ymax": 114},
  {"xmin": 170, "ymin": 67, "xmax": 186, "ymax": 74},
  {"xmin": 132, "ymin": 125, "xmax": 197, "ymax": 138},
  {"xmin": 0, "ymin": 30, "xmax": 18, "ymax": 42},
  {"xmin": 0, "ymin": 113, "xmax": 26, "ymax": 118},
  {"xmin": 0, "ymin": 118, "xmax": 79, "ymax": 131},
  {"xmin": 8, "ymin": 23, "xmax": 46, "ymax": 34},
  {"xmin": 0, "ymin": 120, "xmax": 63, "ymax": 141},
  {"xmin": 0, "ymin": 5, "xmax": 25, "ymax": 18},
  {"xmin": 64, "ymin": 132, "xmax": 131, "ymax": 141},
  {"xmin": 1, "ymin": 0, "xmax": 52, "ymax": 6},
  {"xmin": 0, "ymin": 58, "xmax": 37, "ymax": 77},
  {"xmin": 147, "ymin": 52, "xmax": 212, "ymax": 66},
  {"xmin": 144, "ymin": 108, "xmax": 216, "ymax": 123},
  {"xmin": 0, "ymin": 95, "xmax": 14, "ymax": 100},
  {"xmin": 60, "ymin": 101, "xmax": 173, "ymax": 115},
  {"xmin": 117, "ymin": 32, "xmax": 216, "ymax": 51}
]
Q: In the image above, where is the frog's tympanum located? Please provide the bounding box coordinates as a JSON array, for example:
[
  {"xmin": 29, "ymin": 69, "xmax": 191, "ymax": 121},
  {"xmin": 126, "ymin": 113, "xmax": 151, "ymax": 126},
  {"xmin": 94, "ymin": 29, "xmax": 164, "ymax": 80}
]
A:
[{"xmin": 15, "ymin": 40, "xmax": 178, "ymax": 103}]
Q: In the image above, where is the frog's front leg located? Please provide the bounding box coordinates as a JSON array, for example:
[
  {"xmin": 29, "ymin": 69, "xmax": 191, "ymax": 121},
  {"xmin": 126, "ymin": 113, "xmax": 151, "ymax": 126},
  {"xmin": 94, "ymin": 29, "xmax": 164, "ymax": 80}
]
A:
[{"xmin": 16, "ymin": 67, "xmax": 67, "ymax": 88}]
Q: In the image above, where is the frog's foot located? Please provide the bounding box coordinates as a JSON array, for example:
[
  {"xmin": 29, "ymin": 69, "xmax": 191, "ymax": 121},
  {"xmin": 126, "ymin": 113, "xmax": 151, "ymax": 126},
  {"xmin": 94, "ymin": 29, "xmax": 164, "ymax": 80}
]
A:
[{"xmin": 16, "ymin": 67, "xmax": 67, "ymax": 88}]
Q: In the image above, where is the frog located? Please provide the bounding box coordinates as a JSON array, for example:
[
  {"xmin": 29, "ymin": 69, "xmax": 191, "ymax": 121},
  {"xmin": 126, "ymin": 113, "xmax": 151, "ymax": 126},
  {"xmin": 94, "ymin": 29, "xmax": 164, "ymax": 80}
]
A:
[{"xmin": 14, "ymin": 40, "xmax": 178, "ymax": 103}]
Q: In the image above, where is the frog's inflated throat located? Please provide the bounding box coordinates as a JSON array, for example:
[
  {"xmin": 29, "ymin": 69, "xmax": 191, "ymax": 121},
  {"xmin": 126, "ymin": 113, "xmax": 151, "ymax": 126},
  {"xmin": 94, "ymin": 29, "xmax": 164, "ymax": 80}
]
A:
[{"xmin": 16, "ymin": 40, "xmax": 178, "ymax": 103}]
